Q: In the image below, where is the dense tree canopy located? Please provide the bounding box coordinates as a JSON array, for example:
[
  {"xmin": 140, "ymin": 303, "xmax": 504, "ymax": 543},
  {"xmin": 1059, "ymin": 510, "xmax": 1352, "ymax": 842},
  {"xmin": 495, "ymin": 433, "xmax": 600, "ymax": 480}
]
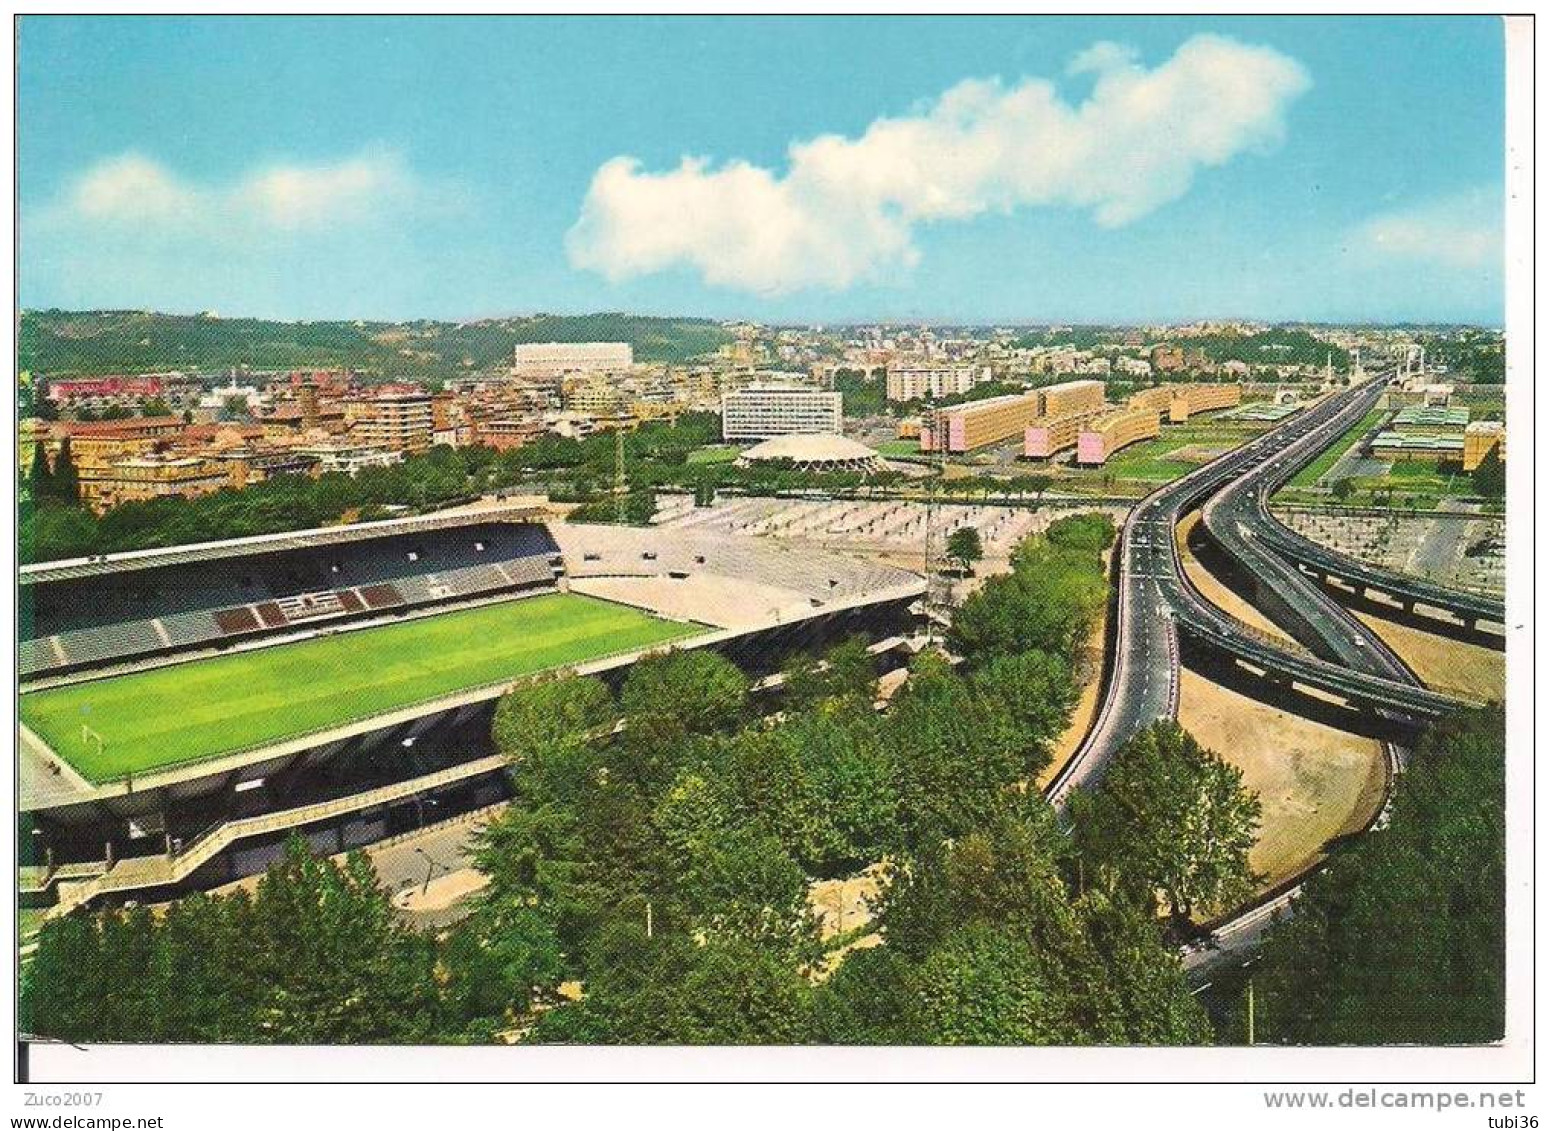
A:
[
  {"xmin": 1244, "ymin": 708, "xmax": 1505, "ymax": 1045},
  {"xmin": 22, "ymin": 838, "xmax": 446, "ymax": 1044},
  {"xmin": 949, "ymin": 517, "xmax": 1112, "ymax": 664},
  {"xmin": 1072, "ymin": 722, "xmax": 1262, "ymax": 932},
  {"xmin": 813, "ymin": 800, "xmax": 1211, "ymax": 1045}
]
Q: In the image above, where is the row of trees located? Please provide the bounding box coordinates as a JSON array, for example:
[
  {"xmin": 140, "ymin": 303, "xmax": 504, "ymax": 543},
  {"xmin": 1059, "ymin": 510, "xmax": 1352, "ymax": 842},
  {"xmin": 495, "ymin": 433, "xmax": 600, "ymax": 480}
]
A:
[
  {"xmin": 18, "ymin": 415, "xmax": 724, "ymax": 564},
  {"xmin": 22, "ymin": 402, "xmax": 1094, "ymax": 564}
]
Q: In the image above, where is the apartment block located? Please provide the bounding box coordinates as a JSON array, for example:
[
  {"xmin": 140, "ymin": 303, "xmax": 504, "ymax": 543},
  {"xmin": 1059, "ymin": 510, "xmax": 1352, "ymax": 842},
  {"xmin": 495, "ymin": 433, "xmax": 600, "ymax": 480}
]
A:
[
  {"xmin": 922, "ymin": 391, "xmax": 1044, "ymax": 454},
  {"xmin": 89, "ymin": 455, "xmax": 232, "ymax": 513},
  {"xmin": 1076, "ymin": 407, "xmax": 1162, "ymax": 465},
  {"xmin": 1040, "ymin": 379, "xmax": 1105, "ymax": 418},
  {"xmin": 354, "ymin": 392, "xmax": 434, "ymax": 454},
  {"xmin": 1166, "ymin": 383, "xmax": 1242, "ymax": 423},
  {"xmin": 884, "ymin": 363, "xmax": 982, "ymax": 402},
  {"xmin": 1126, "ymin": 386, "xmax": 1175, "ymax": 415},
  {"xmin": 1023, "ymin": 408, "xmax": 1105, "ymax": 459}
]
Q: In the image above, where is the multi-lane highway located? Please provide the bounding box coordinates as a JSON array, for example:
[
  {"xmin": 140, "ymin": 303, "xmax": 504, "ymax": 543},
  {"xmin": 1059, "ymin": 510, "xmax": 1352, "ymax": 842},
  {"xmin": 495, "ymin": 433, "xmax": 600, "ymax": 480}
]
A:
[
  {"xmin": 1048, "ymin": 376, "xmax": 1473, "ymax": 807},
  {"xmin": 1200, "ymin": 379, "xmax": 1419, "ymax": 687},
  {"xmin": 1209, "ymin": 390, "xmax": 1506, "ymax": 632}
]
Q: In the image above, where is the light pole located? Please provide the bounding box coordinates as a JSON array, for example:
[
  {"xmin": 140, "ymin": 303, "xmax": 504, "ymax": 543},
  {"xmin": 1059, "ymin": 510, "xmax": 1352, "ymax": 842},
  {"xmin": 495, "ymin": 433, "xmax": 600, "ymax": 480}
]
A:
[{"xmin": 414, "ymin": 847, "xmax": 442, "ymax": 895}]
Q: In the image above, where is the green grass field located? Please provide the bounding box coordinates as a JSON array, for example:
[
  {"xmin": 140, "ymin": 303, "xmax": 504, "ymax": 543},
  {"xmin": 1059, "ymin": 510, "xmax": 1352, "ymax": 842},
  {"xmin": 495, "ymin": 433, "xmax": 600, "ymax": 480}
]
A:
[
  {"xmin": 686, "ymin": 445, "xmax": 740, "ymax": 465},
  {"xmin": 1066, "ymin": 418, "xmax": 1271, "ymax": 484},
  {"xmin": 1286, "ymin": 407, "xmax": 1388, "ymax": 488},
  {"xmin": 21, "ymin": 594, "xmax": 697, "ymax": 783}
]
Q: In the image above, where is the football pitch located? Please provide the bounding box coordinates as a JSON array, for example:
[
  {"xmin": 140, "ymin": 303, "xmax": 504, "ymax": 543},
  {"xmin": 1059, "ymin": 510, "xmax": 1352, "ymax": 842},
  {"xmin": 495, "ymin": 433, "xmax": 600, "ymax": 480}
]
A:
[{"xmin": 20, "ymin": 593, "xmax": 698, "ymax": 783}]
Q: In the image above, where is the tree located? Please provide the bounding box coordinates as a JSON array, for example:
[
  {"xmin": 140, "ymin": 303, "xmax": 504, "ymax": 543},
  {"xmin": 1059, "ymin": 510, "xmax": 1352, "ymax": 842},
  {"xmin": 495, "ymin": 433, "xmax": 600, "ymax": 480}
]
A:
[
  {"xmin": 780, "ymin": 637, "xmax": 877, "ymax": 711},
  {"xmin": 21, "ymin": 836, "xmax": 446, "ymax": 1045},
  {"xmin": 1331, "ymin": 477, "xmax": 1356, "ymax": 503},
  {"xmin": 25, "ymin": 442, "xmax": 50, "ymax": 503},
  {"xmin": 47, "ymin": 436, "xmax": 78, "ymax": 504},
  {"xmin": 1472, "ymin": 446, "xmax": 1505, "ymax": 500},
  {"xmin": 815, "ymin": 800, "xmax": 1210, "ymax": 1045},
  {"xmin": 441, "ymin": 904, "xmax": 565, "ymax": 1036},
  {"xmin": 882, "ymin": 651, "xmax": 1031, "ymax": 852},
  {"xmin": 946, "ymin": 526, "xmax": 984, "ymax": 575},
  {"xmin": 966, "ymin": 649, "xmax": 1078, "ymax": 779},
  {"xmin": 950, "ymin": 537, "xmax": 1107, "ymax": 665},
  {"xmin": 240, "ymin": 838, "xmax": 446, "ymax": 1043},
  {"xmin": 528, "ymin": 930, "xmax": 815, "ymax": 1045},
  {"xmin": 491, "ymin": 673, "xmax": 616, "ymax": 804},
  {"xmin": 617, "ymin": 650, "xmax": 748, "ymax": 787},
  {"xmin": 1247, "ymin": 708, "xmax": 1504, "ymax": 1045},
  {"xmin": 20, "ymin": 913, "xmax": 105, "ymax": 1041},
  {"xmin": 1072, "ymin": 722, "xmax": 1261, "ymax": 933},
  {"xmin": 1024, "ymin": 473, "xmax": 1053, "ymax": 506},
  {"xmin": 657, "ymin": 776, "xmax": 815, "ymax": 953},
  {"xmin": 1046, "ymin": 512, "xmax": 1116, "ymax": 556}
]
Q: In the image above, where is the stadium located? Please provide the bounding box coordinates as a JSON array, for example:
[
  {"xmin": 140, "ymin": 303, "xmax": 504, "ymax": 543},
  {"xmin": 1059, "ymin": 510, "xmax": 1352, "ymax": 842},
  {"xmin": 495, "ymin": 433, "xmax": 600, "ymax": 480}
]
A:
[{"xmin": 20, "ymin": 505, "xmax": 924, "ymax": 914}]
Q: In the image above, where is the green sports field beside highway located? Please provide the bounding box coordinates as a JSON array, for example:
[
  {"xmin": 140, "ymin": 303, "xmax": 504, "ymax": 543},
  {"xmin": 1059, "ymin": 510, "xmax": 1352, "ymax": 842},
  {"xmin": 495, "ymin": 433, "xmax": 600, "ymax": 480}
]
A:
[{"xmin": 20, "ymin": 593, "xmax": 697, "ymax": 783}]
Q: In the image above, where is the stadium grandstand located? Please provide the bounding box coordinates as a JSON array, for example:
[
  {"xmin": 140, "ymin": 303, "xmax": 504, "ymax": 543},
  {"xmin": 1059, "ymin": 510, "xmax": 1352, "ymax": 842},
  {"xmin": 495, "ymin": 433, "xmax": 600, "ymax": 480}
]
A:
[{"xmin": 20, "ymin": 511, "xmax": 562, "ymax": 679}]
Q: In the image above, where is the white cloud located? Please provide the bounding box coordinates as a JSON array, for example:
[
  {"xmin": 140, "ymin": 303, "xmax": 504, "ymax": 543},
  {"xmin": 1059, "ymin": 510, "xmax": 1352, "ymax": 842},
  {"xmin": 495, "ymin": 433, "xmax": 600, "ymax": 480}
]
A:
[
  {"xmin": 1353, "ymin": 187, "xmax": 1503, "ymax": 271},
  {"xmin": 1067, "ymin": 41, "xmax": 1140, "ymax": 77},
  {"xmin": 567, "ymin": 34, "xmax": 1311, "ymax": 294},
  {"xmin": 46, "ymin": 148, "xmax": 432, "ymax": 240}
]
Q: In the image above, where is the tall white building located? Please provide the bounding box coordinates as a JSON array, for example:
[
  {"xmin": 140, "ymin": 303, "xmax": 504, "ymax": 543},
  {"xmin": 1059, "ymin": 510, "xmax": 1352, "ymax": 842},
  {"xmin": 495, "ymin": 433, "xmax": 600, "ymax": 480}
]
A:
[
  {"xmin": 721, "ymin": 384, "xmax": 843, "ymax": 441},
  {"xmin": 884, "ymin": 364, "xmax": 985, "ymax": 402},
  {"xmin": 512, "ymin": 341, "xmax": 634, "ymax": 377}
]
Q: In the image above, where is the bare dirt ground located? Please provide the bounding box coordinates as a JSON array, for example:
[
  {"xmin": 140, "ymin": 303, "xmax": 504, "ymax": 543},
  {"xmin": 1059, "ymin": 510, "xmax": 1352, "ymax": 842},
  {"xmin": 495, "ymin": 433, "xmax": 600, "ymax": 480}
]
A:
[
  {"xmin": 808, "ymin": 864, "xmax": 887, "ymax": 942},
  {"xmin": 1177, "ymin": 668, "xmax": 1387, "ymax": 890},
  {"xmin": 391, "ymin": 867, "xmax": 490, "ymax": 912},
  {"xmin": 807, "ymin": 864, "xmax": 889, "ymax": 981},
  {"xmin": 1175, "ymin": 513, "xmax": 1297, "ymax": 645},
  {"xmin": 1354, "ymin": 612, "xmax": 1506, "ymax": 703}
]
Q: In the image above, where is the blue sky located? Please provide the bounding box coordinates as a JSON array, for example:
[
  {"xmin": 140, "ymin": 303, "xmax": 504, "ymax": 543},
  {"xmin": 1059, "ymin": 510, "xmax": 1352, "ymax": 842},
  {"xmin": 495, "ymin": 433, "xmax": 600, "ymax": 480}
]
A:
[{"xmin": 19, "ymin": 16, "xmax": 1506, "ymax": 324}]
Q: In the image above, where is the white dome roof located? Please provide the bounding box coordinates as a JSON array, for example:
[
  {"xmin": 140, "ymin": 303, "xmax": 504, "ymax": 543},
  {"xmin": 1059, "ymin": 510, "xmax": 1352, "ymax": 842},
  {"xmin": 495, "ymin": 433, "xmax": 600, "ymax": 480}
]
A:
[{"xmin": 740, "ymin": 433, "xmax": 882, "ymax": 463}]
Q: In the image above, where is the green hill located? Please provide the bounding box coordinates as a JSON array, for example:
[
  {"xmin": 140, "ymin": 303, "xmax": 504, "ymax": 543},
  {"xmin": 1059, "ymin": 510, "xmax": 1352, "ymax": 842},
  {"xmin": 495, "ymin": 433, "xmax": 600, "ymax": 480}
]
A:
[{"xmin": 20, "ymin": 310, "xmax": 732, "ymax": 378}]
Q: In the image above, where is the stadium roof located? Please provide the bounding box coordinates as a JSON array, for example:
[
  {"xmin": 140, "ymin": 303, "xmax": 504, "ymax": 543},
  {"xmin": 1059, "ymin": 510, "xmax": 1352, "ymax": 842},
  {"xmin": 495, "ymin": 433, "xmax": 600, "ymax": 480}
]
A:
[
  {"xmin": 739, "ymin": 433, "xmax": 882, "ymax": 465},
  {"xmin": 20, "ymin": 502, "xmax": 551, "ymax": 586}
]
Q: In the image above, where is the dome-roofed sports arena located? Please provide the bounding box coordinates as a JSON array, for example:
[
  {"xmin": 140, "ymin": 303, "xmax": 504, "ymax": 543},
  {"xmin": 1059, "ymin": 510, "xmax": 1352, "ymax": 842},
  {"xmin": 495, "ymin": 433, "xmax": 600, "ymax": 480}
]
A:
[{"xmin": 735, "ymin": 432, "xmax": 886, "ymax": 474}]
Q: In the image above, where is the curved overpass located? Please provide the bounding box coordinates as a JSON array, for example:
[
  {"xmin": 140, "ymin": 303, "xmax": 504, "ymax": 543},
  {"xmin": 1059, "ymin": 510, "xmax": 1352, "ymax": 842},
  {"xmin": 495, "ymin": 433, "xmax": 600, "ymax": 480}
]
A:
[
  {"xmin": 1048, "ymin": 378, "xmax": 1475, "ymax": 807},
  {"xmin": 1199, "ymin": 381, "xmax": 1420, "ymax": 685},
  {"xmin": 1203, "ymin": 380, "xmax": 1504, "ymax": 632}
]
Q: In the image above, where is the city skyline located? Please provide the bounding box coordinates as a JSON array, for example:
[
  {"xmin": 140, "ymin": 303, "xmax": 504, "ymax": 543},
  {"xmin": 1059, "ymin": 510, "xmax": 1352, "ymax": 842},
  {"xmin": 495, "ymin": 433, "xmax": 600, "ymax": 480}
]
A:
[{"xmin": 20, "ymin": 16, "xmax": 1506, "ymax": 325}]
